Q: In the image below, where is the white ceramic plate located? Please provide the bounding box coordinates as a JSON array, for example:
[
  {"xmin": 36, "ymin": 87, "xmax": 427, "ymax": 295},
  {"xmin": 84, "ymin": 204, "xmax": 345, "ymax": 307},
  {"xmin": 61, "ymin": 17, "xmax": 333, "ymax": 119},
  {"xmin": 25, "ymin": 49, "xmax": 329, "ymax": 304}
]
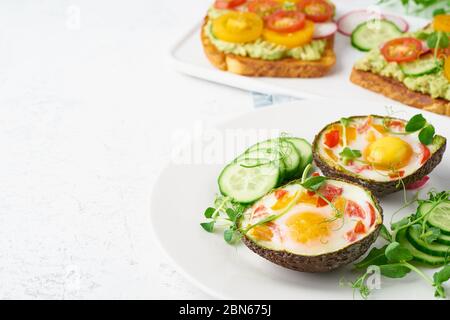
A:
[
  {"xmin": 151, "ymin": 99, "xmax": 450, "ymax": 299},
  {"xmin": 170, "ymin": 3, "xmax": 429, "ymax": 104}
]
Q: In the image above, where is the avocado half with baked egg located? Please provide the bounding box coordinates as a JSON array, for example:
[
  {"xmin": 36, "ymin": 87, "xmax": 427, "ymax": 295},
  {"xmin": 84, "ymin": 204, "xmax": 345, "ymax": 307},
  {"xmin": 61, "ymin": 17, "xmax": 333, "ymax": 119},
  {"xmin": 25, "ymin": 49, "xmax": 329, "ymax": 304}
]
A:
[
  {"xmin": 312, "ymin": 115, "xmax": 447, "ymax": 197},
  {"xmin": 240, "ymin": 179, "xmax": 383, "ymax": 273}
]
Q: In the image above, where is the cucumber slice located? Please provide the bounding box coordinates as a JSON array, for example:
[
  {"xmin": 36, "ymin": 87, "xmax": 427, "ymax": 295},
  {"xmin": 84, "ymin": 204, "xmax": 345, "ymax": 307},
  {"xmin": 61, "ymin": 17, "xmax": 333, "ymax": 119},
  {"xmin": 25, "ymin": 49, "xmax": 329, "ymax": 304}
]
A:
[
  {"xmin": 398, "ymin": 230, "xmax": 446, "ymax": 267},
  {"xmin": 218, "ymin": 160, "xmax": 279, "ymax": 204},
  {"xmin": 425, "ymin": 201, "xmax": 450, "ymax": 235},
  {"xmin": 351, "ymin": 19, "xmax": 402, "ymax": 52},
  {"xmin": 246, "ymin": 139, "xmax": 300, "ymax": 180},
  {"xmin": 437, "ymin": 233, "xmax": 450, "ymax": 246},
  {"xmin": 407, "ymin": 226, "xmax": 450, "ymax": 258},
  {"xmin": 285, "ymin": 138, "xmax": 313, "ymax": 177},
  {"xmin": 237, "ymin": 148, "xmax": 286, "ymax": 183},
  {"xmin": 400, "ymin": 57, "xmax": 440, "ymax": 77}
]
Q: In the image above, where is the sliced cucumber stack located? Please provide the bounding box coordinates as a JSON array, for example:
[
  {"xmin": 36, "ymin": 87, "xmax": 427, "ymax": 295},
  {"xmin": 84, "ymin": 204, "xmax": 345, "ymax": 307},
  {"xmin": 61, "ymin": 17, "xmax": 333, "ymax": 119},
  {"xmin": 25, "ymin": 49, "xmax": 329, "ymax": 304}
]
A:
[
  {"xmin": 351, "ymin": 19, "xmax": 402, "ymax": 52},
  {"xmin": 425, "ymin": 201, "xmax": 450, "ymax": 235},
  {"xmin": 398, "ymin": 230, "xmax": 447, "ymax": 267},
  {"xmin": 217, "ymin": 137, "xmax": 313, "ymax": 204},
  {"xmin": 218, "ymin": 160, "xmax": 280, "ymax": 204},
  {"xmin": 400, "ymin": 57, "xmax": 441, "ymax": 77},
  {"xmin": 396, "ymin": 200, "xmax": 450, "ymax": 266},
  {"xmin": 286, "ymin": 138, "xmax": 312, "ymax": 177},
  {"xmin": 407, "ymin": 227, "xmax": 450, "ymax": 258}
]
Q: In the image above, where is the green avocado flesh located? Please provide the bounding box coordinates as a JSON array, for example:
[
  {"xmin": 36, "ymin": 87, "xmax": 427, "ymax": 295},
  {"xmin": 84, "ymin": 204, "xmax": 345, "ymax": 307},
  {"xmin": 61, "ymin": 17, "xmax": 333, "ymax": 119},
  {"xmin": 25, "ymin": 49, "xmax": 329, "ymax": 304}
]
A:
[{"xmin": 205, "ymin": 9, "xmax": 327, "ymax": 61}]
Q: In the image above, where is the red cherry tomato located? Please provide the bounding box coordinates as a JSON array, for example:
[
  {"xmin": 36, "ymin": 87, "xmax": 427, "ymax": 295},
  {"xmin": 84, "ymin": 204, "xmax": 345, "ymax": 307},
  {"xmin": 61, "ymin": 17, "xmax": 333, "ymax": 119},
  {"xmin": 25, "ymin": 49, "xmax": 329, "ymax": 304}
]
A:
[
  {"xmin": 214, "ymin": 0, "xmax": 247, "ymax": 9},
  {"xmin": 316, "ymin": 184, "xmax": 343, "ymax": 207},
  {"xmin": 388, "ymin": 120, "xmax": 405, "ymax": 129},
  {"xmin": 274, "ymin": 189, "xmax": 288, "ymax": 200},
  {"xmin": 381, "ymin": 37, "xmax": 423, "ymax": 63},
  {"xmin": 324, "ymin": 129, "xmax": 340, "ymax": 148},
  {"xmin": 389, "ymin": 170, "xmax": 405, "ymax": 179},
  {"xmin": 266, "ymin": 10, "xmax": 306, "ymax": 33},
  {"xmin": 345, "ymin": 200, "xmax": 365, "ymax": 219},
  {"xmin": 420, "ymin": 144, "xmax": 430, "ymax": 164},
  {"xmin": 297, "ymin": 0, "xmax": 334, "ymax": 23},
  {"xmin": 247, "ymin": 0, "xmax": 280, "ymax": 17},
  {"xmin": 354, "ymin": 221, "xmax": 366, "ymax": 234}
]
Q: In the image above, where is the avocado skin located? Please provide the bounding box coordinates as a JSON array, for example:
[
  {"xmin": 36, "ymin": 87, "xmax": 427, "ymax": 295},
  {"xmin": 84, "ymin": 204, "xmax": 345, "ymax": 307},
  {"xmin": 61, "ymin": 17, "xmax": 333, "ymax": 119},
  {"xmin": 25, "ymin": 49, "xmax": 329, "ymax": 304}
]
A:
[
  {"xmin": 242, "ymin": 224, "xmax": 381, "ymax": 273},
  {"xmin": 312, "ymin": 116, "xmax": 447, "ymax": 197},
  {"xmin": 241, "ymin": 179, "xmax": 383, "ymax": 273}
]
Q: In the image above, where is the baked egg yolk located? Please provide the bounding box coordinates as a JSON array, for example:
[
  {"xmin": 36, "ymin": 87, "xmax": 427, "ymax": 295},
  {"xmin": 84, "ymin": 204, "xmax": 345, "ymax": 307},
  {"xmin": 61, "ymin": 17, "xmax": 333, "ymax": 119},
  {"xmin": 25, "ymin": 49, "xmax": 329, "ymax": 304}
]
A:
[
  {"xmin": 365, "ymin": 136, "xmax": 412, "ymax": 170},
  {"xmin": 286, "ymin": 212, "xmax": 330, "ymax": 244}
]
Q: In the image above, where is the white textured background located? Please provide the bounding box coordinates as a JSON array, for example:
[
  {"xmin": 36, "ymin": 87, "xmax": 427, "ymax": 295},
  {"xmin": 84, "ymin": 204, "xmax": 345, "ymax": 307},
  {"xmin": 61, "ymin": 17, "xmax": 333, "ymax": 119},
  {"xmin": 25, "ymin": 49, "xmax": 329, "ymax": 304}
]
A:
[
  {"xmin": 1, "ymin": 0, "xmax": 436, "ymax": 299},
  {"xmin": 0, "ymin": 0, "xmax": 256, "ymax": 299}
]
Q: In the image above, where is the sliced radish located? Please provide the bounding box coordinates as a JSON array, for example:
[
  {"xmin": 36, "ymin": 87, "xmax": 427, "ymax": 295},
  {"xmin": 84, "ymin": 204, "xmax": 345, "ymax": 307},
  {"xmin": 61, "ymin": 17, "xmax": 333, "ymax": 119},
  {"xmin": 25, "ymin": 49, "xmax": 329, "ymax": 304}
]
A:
[
  {"xmin": 337, "ymin": 10, "xmax": 410, "ymax": 37},
  {"xmin": 421, "ymin": 41, "xmax": 431, "ymax": 54},
  {"xmin": 337, "ymin": 10, "xmax": 384, "ymax": 36},
  {"xmin": 313, "ymin": 22, "xmax": 337, "ymax": 39},
  {"xmin": 384, "ymin": 13, "xmax": 409, "ymax": 32},
  {"xmin": 406, "ymin": 176, "xmax": 430, "ymax": 190}
]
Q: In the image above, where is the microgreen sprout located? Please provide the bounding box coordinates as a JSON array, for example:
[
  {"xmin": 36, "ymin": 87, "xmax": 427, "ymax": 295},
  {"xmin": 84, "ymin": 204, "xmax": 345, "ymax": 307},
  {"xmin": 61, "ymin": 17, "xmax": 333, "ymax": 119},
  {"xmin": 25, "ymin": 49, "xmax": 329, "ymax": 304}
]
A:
[
  {"xmin": 348, "ymin": 190, "xmax": 450, "ymax": 299},
  {"xmin": 405, "ymin": 114, "xmax": 436, "ymax": 145}
]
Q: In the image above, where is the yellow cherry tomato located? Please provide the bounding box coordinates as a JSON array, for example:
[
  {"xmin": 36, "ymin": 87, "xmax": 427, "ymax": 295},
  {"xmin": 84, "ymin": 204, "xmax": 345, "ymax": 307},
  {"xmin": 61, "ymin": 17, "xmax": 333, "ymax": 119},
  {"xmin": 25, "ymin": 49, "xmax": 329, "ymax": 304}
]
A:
[
  {"xmin": 433, "ymin": 14, "xmax": 450, "ymax": 32},
  {"xmin": 212, "ymin": 12, "xmax": 263, "ymax": 43},
  {"xmin": 263, "ymin": 19, "xmax": 314, "ymax": 48},
  {"xmin": 444, "ymin": 57, "xmax": 450, "ymax": 81}
]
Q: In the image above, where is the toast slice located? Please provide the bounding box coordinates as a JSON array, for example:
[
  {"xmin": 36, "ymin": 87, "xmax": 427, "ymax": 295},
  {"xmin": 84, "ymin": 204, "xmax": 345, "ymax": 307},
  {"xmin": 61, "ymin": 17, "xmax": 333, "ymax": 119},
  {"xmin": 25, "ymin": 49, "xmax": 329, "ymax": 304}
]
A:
[
  {"xmin": 350, "ymin": 68, "xmax": 450, "ymax": 117},
  {"xmin": 201, "ymin": 17, "xmax": 336, "ymax": 78}
]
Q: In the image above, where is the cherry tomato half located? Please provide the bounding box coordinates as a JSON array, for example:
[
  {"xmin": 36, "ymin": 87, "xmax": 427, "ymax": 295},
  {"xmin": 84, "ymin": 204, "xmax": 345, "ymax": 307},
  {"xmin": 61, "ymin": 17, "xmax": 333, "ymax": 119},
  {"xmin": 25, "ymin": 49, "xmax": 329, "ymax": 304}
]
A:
[
  {"xmin": 247, "ymin": 0, "xmax": 280, "ymax": 17},
  {"xmin": 266, "ymin": 10, "xmax": 306, "ymax": 33},
  {"xmin": 263, "ymin": 19, "xmax": 314, "ymax": 47},
  {"xmin": 213, "ymin": 12, "xmax": 263, "ymax": 43},
  {"xmin": 214, "ymin": 0, "xmax": 247, "ymax": 10},
  {"xmin": 297, "ymin": 0, "xmax": 334, "ymax": 23},
  {"xmin": 381, "ymin": 37, "xmax": 423, "ymax": 63}
]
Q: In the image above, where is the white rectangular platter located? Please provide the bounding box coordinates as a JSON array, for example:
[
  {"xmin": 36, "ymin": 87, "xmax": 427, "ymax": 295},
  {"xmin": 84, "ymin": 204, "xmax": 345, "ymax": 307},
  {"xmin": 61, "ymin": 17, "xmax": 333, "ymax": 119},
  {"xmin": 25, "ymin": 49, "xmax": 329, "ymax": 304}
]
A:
[{"xmin": 170, "ymin": 2, "xmax": 429, "ymax": 105}]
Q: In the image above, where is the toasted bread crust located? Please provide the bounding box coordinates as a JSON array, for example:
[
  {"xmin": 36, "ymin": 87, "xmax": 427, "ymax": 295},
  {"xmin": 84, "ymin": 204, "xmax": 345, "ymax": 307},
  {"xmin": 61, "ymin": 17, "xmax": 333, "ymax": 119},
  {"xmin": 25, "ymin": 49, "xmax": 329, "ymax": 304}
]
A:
[
  {"xmin": 350, "ymin": 68, "xmax": 450, "ymax": 117},
  {"xmin": 201, "ymin": 17, "xmax": 336, "ymax": 78}
]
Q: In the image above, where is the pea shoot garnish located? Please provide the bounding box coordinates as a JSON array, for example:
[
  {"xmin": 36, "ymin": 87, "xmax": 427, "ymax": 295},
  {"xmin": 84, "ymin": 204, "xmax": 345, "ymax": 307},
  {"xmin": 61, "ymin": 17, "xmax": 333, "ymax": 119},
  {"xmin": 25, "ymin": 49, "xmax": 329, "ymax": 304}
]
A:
[
  {"xmin": 405, "ymin": 113, "xmax": 436, "ymax": 145},
  {"xmin": 346, "ymin": 190, "xmax": 450, "ymax": 299}
]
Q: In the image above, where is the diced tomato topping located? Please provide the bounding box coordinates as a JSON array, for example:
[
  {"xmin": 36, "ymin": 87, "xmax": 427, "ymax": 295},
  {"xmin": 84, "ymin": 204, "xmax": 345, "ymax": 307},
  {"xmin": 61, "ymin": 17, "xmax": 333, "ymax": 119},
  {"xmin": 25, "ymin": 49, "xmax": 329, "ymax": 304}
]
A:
[
  {"xmin": 253, "ymin": 204, "xmax": 267, "ymax": 218},
  {"xmin": 324, "ymin": 130, "xmax": 340, "ymax": 148},
  {"xmin": 388, "ymin": 120, "xmax": 405, "ymax": 129},
  {"xmin": 420, "ymin": 144, "xmax": 430, "ymax": 165},
  {"xmin": 354, "ymin": 164, "xmax": 372, "ymax": 173},
  {"xmin": 316, "ymin": 184, "xmax": 343, "ymax": 207},
  {"xmin": 346, "ymin": 221, "xmax": 366, "ymax": 242},
  {"xmin": 354, "ymin": 221, "xmax": 366, "ymax": 234},
  {"xmin": 367, "ymin": 202, "xmax": 376, "ymax": 227},
  {"xmin": 345, "ymin": 200, "xmax": 365, "ymax": 219},
  {"xmin": 274, "ymin": 189, "xmax": 287, "ymax": 200},
  {"xmin": 357, "ymin": 116, "xmax": 372, "ymax": 133},
  {"xmin": 346, "ymin": 230, "xmax": 357, "ymax": 242},
  {"xmin": 389, "ymin": 170, "xmax": 405, "ymax": 179},
  {"xmin": 406, "ymin": 176, "xmax": 430, "ymax": 190}
]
